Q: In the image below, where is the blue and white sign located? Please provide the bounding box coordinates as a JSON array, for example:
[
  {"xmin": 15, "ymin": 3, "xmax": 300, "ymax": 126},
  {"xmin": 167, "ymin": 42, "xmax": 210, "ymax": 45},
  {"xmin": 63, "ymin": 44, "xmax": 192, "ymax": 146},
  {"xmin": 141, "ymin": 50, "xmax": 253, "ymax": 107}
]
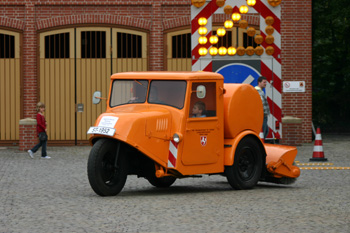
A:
[{"xmin": 216, "ymin": 63, "xmax": 261, "ymax": 87}]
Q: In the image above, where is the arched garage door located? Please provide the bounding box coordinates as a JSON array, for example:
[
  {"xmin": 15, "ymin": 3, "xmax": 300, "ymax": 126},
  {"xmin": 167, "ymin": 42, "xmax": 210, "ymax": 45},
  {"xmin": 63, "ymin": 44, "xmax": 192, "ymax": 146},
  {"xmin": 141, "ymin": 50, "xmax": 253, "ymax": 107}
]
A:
[
  {"xmin": 39, "ymin": 27, "xmax": 148, "ymax": 143},
  {"xmin": 166, "ymin": 29, "xmax": 192, "ymax": 71},
  {"xmin": 0, "ymin": 29, "xmax": 21, "ymax": 142}
]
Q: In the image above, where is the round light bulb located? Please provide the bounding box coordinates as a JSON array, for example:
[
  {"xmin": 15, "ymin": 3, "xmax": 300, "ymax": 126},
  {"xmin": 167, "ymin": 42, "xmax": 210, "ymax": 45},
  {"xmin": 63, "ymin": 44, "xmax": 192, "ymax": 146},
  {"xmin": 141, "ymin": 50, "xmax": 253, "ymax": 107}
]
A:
[
  {"xmin": 209, "ymin": 47, "xmax": 218, "ymax": 56},
  {"xmin": 227, "ymin": 46, "xmax": 237, "ymax": 55},
  {"xmin": 198, "ymin": 36, "xmax": 208, "ymax": 45},
  {"xmin": 247, "ymin": 0, "xmax": 256, "ymax": 6},
  {"xmin": 198, "ymin": 27, "xmax": 208, "ymax": 35},
  {"xmin": 224, "ymin": 20, "xmax": 234, "ymax": 29},
  {"xmin": 217, "ymin": 28, "xmax": 226, "ymax": 37},
  {"xmin": 232, "ymin": 13, "xmax": 241, "ymax": 22},
  {"xmin": 209, "ymin": 35, "xmax": 219, "ymax": 44},
  {"xmin": 218, "ymin": 46, "xmax": 227, "ymax": 56},
  {"xmin": 239, "ymin": 5, "xmax": 249, "ymax": 14},
  {"xmin": 198, "ymin": 47, "xmax": 208, "ymax": 56},
  {"xmin": 198, "ymin": 17, "xmax": 207, "ymax": 26}
]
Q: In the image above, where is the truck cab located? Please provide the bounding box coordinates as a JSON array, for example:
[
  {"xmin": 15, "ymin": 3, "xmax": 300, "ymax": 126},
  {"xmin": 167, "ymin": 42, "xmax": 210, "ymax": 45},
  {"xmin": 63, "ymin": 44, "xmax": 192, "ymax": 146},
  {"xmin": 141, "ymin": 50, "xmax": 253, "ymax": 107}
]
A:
[{"xmin": 87, "ymin": 72, "xmax": 300, "ymax": 196}]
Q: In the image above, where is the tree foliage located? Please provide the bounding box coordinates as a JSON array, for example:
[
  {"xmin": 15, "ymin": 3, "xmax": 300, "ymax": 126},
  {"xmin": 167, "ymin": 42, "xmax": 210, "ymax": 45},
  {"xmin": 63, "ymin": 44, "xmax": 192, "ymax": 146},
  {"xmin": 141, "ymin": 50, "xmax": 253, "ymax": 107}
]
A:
[{"xmin": 312, "ymin": 0, "xmax": 350, "ymax": 132}]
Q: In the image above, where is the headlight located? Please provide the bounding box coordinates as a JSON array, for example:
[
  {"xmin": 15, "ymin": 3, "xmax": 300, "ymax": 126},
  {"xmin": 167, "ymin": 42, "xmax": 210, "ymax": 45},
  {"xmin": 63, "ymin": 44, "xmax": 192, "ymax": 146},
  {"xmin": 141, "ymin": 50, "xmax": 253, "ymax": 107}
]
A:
[{"xmin": 172, "ymin": 133, "xmax": 183, "ymax": 143}]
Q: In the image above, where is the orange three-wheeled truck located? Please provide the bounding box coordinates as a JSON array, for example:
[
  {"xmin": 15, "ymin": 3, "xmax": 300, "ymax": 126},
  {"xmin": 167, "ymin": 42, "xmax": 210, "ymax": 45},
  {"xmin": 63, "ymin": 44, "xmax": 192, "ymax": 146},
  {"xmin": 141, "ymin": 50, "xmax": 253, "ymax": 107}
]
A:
[{"xmin": 87, "ymin": 72, "xmax": 300, "ymax": 196}]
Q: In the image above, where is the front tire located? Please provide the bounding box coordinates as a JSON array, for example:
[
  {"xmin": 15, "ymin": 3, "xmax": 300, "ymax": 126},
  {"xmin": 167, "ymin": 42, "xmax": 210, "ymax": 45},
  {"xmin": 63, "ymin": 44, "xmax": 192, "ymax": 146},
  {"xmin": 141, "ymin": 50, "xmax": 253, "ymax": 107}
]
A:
[
  {"xmin": 87, "ymin": 139, "xmax": 128, "ymax": 196},
  {"xmin": 225, "ymin": 136, "xmax": 263, "ymax": 190}
]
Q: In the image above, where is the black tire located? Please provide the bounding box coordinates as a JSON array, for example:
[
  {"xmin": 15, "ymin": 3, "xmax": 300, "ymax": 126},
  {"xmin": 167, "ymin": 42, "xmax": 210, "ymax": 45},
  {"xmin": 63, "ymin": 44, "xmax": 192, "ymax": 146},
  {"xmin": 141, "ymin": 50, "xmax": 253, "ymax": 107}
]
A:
[
  {"xmin": 147, "ymin": 175, "xmax": 176, "ymax": 188},
  {"xmin": 87, "ymin": 139, "xmax": 128, "ymax": 196},
  {"xmin": 225, "ymin": 136, "xmax": 263, "ymax": 190}
]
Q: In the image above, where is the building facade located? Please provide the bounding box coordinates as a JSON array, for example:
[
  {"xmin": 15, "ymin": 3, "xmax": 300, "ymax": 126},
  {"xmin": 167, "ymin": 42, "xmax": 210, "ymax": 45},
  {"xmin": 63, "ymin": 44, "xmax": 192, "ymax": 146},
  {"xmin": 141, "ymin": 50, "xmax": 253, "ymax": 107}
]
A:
[{"xmin": 0, "ymin": 0, "xmax": 312, "ymax": 149}]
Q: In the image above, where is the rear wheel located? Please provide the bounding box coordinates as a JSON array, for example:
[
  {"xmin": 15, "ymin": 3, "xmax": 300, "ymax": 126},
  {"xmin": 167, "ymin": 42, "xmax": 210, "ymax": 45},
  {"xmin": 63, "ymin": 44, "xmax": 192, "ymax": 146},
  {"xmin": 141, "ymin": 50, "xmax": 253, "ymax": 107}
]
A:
[
  {"xmin": 225, "ymin": 137, "xmax": 263, "ymax": 189},
  {"xmin": 87, "ymin": 139, "xmax": 128, "ymax": 196},
  {"xmin": 147, "ymin": 175, "xmax": 176, "ymax": 188}
]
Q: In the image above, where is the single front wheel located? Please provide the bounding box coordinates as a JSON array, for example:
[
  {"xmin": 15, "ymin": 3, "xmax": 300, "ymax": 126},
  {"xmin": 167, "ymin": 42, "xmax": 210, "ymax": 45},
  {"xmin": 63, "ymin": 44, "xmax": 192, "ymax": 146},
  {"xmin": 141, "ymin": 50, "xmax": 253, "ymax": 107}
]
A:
[
  {"xmin": 87, "ymin": 139, "xmax": 128, "ymax": 196},
  {"xmin": 225, "ymin": 136, "xmax": 263, "ymax": 189}
]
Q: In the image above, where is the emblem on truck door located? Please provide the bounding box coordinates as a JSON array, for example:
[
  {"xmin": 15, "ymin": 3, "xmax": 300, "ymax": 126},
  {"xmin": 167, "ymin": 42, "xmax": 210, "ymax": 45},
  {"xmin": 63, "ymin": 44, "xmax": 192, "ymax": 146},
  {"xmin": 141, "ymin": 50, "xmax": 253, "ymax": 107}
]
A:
[{"xmin": 200, "ymin": 136, "xmax": 207, "ymax": 146}]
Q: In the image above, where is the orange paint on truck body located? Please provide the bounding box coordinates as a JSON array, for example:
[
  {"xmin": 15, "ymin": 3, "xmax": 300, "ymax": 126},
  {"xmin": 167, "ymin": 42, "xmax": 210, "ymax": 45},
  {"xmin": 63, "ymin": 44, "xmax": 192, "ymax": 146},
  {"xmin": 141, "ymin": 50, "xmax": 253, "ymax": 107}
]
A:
[{"xmin": 88, "ymin": 72, "xmax": 300, "ymax": 195}]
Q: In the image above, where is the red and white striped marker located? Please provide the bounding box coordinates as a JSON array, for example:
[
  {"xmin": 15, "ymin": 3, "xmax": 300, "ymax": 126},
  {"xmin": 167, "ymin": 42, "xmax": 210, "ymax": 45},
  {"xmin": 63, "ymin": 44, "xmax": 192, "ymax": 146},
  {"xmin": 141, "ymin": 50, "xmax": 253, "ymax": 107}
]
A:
[
  {"xmin": 310, "ymin": 127, "xmax": 327, "ymax": 161},
  {"xmin": 191, "ymin": 0, "xmax": 282, "ymax": 140},
  {"xmin": 168, "ymin": 140, "xmax": 179, "ymax": 168}
]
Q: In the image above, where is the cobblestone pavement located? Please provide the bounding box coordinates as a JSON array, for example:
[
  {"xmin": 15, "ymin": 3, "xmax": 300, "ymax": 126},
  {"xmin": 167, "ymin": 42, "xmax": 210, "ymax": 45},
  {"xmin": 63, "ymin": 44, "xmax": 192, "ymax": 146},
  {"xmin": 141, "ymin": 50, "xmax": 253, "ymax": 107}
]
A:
[{"xmin": 1, "ymin": 134, "xmax": 349, "ymax": 233}]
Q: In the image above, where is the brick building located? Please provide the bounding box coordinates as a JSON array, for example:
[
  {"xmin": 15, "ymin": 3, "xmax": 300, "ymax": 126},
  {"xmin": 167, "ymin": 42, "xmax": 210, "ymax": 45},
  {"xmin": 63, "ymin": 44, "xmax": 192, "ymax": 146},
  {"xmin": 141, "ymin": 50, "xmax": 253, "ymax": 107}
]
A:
[{"xmin": 0, "ymin": 0, "xmax": 312, "ymax": 149}]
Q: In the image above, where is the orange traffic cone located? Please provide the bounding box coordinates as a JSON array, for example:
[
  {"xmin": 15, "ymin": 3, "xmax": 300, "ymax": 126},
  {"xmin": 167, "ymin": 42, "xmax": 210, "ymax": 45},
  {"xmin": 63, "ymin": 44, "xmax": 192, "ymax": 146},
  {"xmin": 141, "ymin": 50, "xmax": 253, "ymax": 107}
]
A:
[
  {"xmin": 259, "ymin": 131, "xmax": 264, "ymax": 142},
  {"xmin": 310, "ymin": 127, "xmax": 327, "ymax": 161}
]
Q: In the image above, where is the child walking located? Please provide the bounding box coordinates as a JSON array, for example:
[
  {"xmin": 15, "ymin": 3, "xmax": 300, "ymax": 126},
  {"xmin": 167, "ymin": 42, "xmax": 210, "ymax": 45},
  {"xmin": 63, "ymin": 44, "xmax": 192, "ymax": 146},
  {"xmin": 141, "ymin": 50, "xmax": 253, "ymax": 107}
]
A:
[{"xmin": 28, "ymin": 102, "xmax": 50, "ymax": 159}]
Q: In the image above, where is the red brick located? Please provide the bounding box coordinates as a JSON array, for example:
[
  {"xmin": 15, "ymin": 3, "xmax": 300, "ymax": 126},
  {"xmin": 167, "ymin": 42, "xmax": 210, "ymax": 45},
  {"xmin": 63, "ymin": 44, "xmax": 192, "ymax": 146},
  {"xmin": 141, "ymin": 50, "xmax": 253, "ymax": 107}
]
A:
[{"xmin": 1, "ymin": 0, "xmax": 312, "ymax": 147}]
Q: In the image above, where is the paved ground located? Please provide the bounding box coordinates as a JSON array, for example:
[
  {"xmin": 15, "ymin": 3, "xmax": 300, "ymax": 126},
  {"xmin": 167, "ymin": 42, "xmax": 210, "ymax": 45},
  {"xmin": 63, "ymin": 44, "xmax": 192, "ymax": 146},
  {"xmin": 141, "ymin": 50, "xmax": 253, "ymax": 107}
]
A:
[{"xmin": 0, "ymin": 134, "xmax": 349, "ymax": 232}]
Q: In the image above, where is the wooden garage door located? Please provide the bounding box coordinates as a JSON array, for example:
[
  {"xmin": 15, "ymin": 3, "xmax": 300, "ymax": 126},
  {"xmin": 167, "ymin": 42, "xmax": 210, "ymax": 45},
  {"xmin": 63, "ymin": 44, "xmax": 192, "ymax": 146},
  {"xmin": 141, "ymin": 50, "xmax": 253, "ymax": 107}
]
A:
[
  {"xmin": 39, "ymin": 27, "xmax": 148, "ymax": 143},
  {"xmin": 76, "ymin": 27, "xmax": 111, "ymax": 141},
  {"xmin": 112, "ymin": 28, "xmax": 148, "ymax": 73},
  {"xmin": 166, "ymin": 29, "xmax": 192, "ymax": 71},
  {"xmin": 0, "ymin": 30, "xmax": 21, "ymax": 141},
  {"xmin": 39, "ymin": 29, "xmax": 76, "ymax": 141}
]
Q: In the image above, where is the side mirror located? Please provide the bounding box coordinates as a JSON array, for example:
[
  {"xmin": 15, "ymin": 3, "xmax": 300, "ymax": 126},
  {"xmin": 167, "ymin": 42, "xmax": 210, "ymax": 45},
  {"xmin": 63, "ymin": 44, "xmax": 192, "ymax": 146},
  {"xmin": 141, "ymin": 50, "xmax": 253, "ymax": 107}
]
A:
[
  {"xmin": 92, "ymin": 91, "xmax": 102, "ymax": 104},
  {"xmin": 196, "ymin": 85, "xmax": 206, "ymax": 99}
]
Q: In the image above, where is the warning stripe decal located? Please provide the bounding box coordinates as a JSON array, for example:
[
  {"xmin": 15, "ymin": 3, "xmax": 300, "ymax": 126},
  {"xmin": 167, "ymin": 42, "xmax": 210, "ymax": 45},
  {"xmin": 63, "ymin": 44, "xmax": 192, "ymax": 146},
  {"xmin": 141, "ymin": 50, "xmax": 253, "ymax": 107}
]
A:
[
  {"xmin": 168, "ymin": 140, "xmax": 178, "ymax": 168},
  {"xmin": 261, "ymin": 62, "xmax": 282, "ymax": 93}
]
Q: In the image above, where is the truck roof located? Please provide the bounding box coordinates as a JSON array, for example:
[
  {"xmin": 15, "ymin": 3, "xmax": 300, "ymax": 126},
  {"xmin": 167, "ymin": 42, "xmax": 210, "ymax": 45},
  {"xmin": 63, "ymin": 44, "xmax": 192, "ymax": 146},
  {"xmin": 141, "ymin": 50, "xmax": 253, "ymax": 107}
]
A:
[{"xmin": 110, "ymin": 71, "xmax": 224, "ymax": 81}]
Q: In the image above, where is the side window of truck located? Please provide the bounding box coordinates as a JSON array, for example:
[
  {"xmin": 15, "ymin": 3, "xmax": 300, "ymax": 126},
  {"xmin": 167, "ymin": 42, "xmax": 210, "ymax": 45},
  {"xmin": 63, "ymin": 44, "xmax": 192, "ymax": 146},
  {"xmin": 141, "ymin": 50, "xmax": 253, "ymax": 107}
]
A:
[
  {"xmin": 190, "ymin": 82, "xmax": 216, "ymax": 118},
  {"xmin": 148, "ymin": 80, "xmax": 187, "ymax": 109}
]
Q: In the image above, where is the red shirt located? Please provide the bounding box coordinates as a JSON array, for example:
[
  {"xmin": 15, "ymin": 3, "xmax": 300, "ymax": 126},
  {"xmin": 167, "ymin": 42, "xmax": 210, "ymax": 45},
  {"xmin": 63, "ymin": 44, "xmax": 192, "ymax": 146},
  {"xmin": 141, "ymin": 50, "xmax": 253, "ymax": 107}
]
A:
[{"xmin": 36, "ymin": 113, "xmax": 46, "ymax": 136}]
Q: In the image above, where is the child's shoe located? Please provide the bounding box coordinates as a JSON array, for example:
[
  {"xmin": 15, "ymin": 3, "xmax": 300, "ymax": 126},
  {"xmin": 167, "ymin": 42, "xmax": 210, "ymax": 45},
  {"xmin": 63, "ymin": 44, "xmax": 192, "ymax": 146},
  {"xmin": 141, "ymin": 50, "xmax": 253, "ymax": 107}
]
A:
[{"xmin": 27, "ymin": 150, "xmax": 34, "ymax": 159}]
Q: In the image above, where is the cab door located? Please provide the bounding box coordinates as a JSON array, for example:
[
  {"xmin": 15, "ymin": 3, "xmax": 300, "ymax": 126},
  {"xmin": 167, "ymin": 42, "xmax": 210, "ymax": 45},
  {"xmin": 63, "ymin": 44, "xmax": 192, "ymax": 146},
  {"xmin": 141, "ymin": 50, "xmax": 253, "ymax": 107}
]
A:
[{"xmin": 181, "ymin": 82, "xmax": 223, "ymax": 165}]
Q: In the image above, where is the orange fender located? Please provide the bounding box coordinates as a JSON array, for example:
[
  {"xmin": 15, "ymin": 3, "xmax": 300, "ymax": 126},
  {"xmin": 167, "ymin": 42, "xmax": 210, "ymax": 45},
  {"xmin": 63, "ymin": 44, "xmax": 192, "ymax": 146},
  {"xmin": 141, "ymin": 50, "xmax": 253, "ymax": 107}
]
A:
[{"xmin": 224, "ymin": 130, "xmax": 264, "ymax": 166}]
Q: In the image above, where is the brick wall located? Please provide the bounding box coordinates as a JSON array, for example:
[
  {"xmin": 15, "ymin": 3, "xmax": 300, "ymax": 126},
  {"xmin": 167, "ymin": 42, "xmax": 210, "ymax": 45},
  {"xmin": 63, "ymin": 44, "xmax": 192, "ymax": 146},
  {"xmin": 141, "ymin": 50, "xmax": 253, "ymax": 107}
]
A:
[
  {"xmin": 281, "ymin": 0, "xmax": 313, "ymax": 143},
  {"xmin": 19, "ymin": 118, "xmax": 37, "ymax": 151},
  {"xmin": 281, "ymin": 116, "xmax": 303, "ymax": 146},
  {"xmin": 0, "ymin": 0, "xmax": 313, "ymax": 148}
]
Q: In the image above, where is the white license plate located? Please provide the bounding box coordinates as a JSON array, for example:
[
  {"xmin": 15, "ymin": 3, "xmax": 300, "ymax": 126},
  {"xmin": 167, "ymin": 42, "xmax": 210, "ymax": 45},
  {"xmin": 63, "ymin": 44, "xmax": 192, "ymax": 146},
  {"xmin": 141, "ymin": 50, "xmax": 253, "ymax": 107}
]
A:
[{"xmin": 87, "ymin": 127, "xmax": 116, "ymax": 136}]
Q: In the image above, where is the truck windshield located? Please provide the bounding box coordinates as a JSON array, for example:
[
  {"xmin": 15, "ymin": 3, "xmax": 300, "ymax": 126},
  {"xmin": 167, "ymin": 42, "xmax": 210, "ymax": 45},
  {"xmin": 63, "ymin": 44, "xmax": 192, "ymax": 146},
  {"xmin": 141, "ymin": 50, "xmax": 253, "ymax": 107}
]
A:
[
  {"xmin": 148, "ymin": 80, "xmax": 186, "ymax": 109},
  {"xmin": 110, "ymin": 80, "xmax": 148, "ymax": 107}
]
